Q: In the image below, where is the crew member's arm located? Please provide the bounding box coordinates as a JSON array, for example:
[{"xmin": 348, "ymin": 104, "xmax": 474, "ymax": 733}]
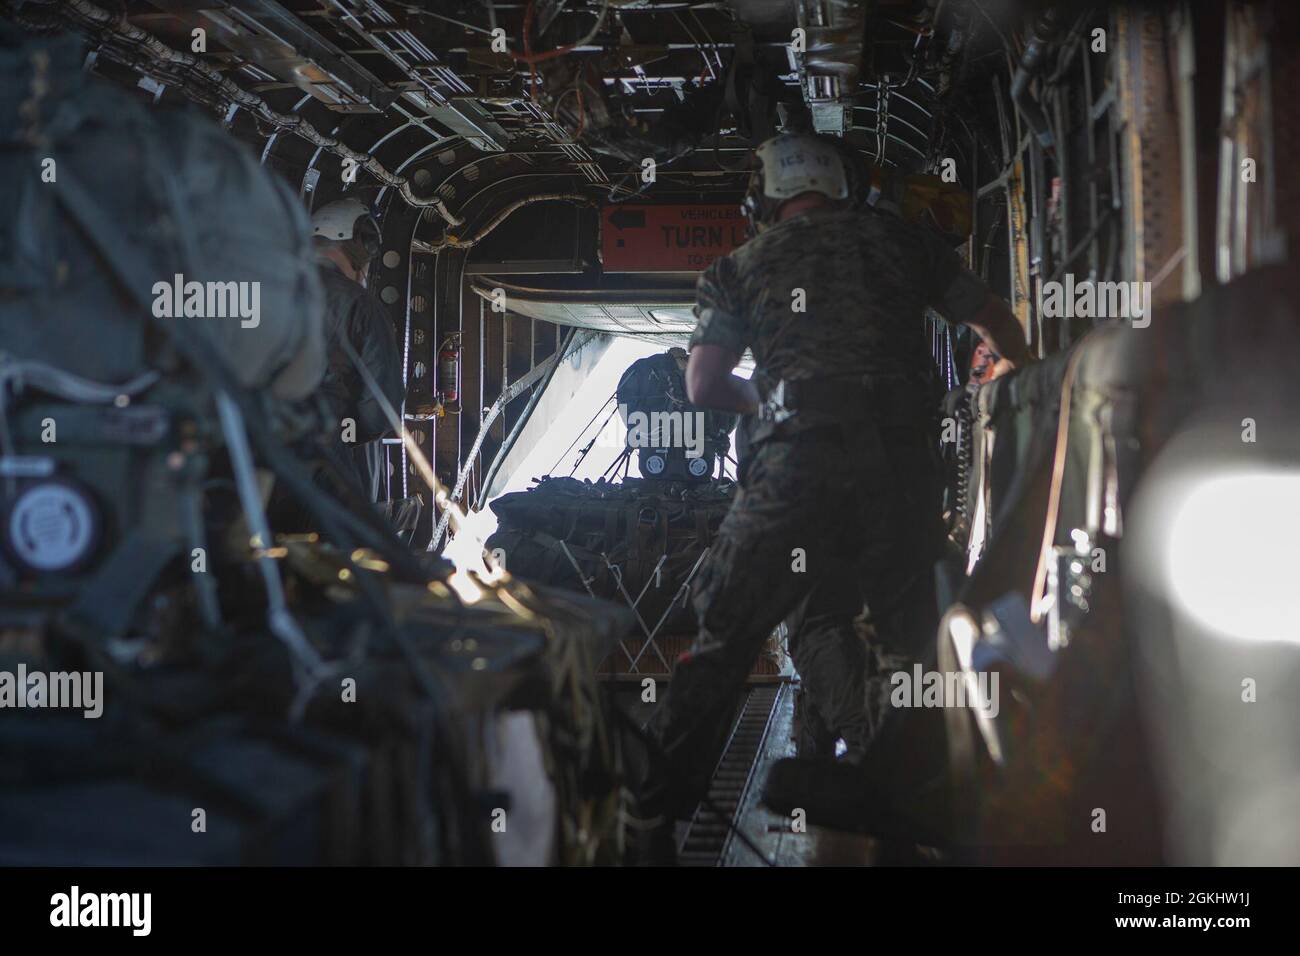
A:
[
  {"xmin": 685, "ymin": 257, "xmax": 760, "ymax": 415},
  {"xmin": 921, "ymin": 229, "xmax": 1033, "ymax": 377},
  {"xmin": 686, "ymin": 345, "xmax": 759, "ymax": 415},
  {"xmin": 962, "ymin": 291, "xmax": 1034, "ymax": 376}
]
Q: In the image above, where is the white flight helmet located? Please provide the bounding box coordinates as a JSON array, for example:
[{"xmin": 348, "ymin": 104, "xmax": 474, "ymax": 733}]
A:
[
  {"xmin": 742, "ymin": 133, "xmax": 850, "ymax": 231},
  {"xmin": 310, "ymin": 198, "xmax": 381, "ymax": 260}
]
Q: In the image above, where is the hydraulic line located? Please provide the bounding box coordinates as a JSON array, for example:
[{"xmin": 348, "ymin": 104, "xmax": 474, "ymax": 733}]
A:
[
  {"xmin": 28, "ymin": 0, "xmax": 464, "ymax": 224},
  {"xmin": 1009, "ymin": 7, "xmax": 1065, "ymax": 152},
  {"xmin": 514, "ymin": 0, "xmax": 611, "ymax": 66},
  {"xmin": 431, "ymin": 193, "xmax": 597, "ymax": 250}
]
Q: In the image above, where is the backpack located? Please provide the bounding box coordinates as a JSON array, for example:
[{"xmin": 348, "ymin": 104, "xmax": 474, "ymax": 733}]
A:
[{"xmin": 0, "ymin": 37, "xmax": 324, "ymax": 637}]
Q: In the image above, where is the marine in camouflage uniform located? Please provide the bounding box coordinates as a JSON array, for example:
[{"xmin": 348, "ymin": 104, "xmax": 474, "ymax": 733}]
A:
[{"xmin": 640, "ymin": 135, "xmax": 1022, "ymax": 823}]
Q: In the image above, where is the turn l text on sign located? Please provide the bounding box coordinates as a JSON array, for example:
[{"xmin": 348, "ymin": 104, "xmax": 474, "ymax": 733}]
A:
[{"xmin": 601, "ymin": 204, "xmax": 745, "ymax": 272}]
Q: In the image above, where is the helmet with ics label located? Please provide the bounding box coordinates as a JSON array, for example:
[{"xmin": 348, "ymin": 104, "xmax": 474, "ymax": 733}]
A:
[{"xmin": 741, "ymin": 132, "xmax": 851, "ymax": 233}]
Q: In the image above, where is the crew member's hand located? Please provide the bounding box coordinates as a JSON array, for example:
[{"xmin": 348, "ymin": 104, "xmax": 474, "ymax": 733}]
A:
[{"xmin": 989, "ymin": 357, "xmax": 1018, "ymax": 380}]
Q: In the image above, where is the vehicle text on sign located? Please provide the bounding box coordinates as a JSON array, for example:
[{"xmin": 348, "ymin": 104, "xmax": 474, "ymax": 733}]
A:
[{"xmin": 601, "ymin": 205, "xmax": 745, "ymax": 272}]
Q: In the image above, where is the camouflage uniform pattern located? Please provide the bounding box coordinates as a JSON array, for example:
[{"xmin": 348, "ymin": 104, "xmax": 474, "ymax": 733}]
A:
[
  {"xmin": 689, "ymin": 205, "xmax": 978, "ymax": 386},
  {"xmin": 645, "ymin": 205, "xmax": 977, "ymax": 817}
]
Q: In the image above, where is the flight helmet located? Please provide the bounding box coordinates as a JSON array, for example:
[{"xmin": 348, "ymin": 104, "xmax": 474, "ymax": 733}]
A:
[
  {"xmin": 741, "ymin": 132, "xmax": 850, "ymax": 232},
  {"xmin": 310, "ymin": 198, "xmax": 382, "ymax": 267}
]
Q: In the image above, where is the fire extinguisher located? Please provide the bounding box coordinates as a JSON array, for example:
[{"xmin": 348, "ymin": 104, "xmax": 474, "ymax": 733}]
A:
[{"xmin": 437, "ymin": 334, "xmax": 460, "ymax": 406}]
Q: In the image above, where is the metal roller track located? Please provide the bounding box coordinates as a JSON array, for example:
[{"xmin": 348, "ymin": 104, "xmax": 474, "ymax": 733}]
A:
[{"xmin": 678, "ymin": 684, "xmax": 782, "ymax": 867}]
